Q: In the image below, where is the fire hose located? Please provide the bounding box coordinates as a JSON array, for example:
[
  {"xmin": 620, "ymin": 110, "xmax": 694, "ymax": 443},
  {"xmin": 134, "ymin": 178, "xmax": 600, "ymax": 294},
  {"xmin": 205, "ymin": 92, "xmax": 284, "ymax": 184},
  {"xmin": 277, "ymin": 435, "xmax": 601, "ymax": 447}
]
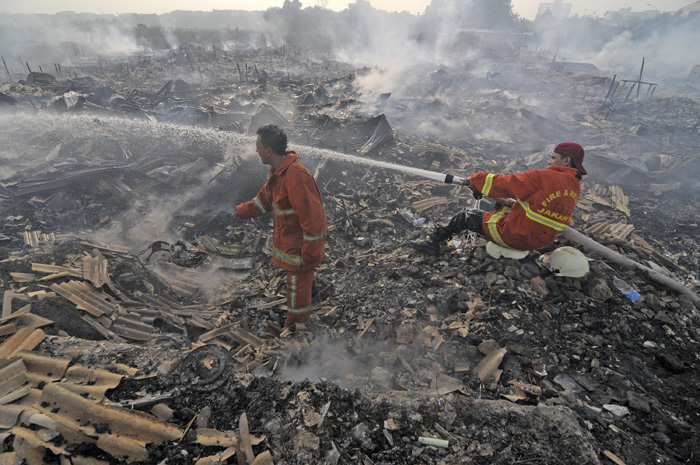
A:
[{"xmin": 561, "ymin": 227, "xmax": 700, "ymax": 312}]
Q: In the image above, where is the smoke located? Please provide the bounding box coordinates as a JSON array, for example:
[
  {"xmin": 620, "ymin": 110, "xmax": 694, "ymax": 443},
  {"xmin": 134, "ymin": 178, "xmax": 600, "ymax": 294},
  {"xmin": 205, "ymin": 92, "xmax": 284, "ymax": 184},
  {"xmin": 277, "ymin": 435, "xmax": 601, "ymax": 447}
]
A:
[
  {"xmin": 0, "ymin": 110, "xmax": 255, "ymax": 240},
  {"xmin": 352, "ymin": 64, "xmax": 410, "ymax": 101},
  {"xmin": 531, "ymin": 14, "xmax": 700, "ymax": 82},
  {"xmin": 588, "ymin": 23, "xmax": 700, "ymax": 79},
  {"xmin": 231, "ymin": 143, "xmax": 259, "ymax": 165},
  {"xmin": 278, "ymin": 336, "xmax": 362, "ymax": 388},
  {"xmin": 90, "ymin": 189, "xmax": 197, "ymax": 250},
  {"xmin": 149, "ymin": 260, "xmax": 245, "ymax": 305},
  {"xmin": 0, "ymin": 10, "xmax": 272, "ymax": 73},
  {"xmin": 0, "ymin": 14, "xmax": 142, "ymax": 68},
  {"xmin": 276, "ymin": 335, "xmax": 406, "ymax": 392},
  {"xmin": 419, "ymin": 0, "xmax": 477, "ymax": 60}
]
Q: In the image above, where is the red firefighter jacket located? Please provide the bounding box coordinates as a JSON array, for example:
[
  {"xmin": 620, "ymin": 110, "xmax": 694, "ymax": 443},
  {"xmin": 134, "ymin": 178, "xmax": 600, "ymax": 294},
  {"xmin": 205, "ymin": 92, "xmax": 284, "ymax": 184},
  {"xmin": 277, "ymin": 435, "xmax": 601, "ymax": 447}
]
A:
[
  {"xmin": 469, "ymin": 165, "xmax": 581, "ymax": 251},
  {"xmin": 236, "ymin": 152, "xmax": 327, "ymax": 272}
]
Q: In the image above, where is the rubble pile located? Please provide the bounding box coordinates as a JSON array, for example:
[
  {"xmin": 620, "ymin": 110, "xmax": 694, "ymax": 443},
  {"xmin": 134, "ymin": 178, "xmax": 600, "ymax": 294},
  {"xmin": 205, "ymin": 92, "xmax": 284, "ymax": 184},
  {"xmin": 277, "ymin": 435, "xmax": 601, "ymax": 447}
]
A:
[{"xmin": 1, "ymin": 41, "xmax": 699, "ymax": 465}]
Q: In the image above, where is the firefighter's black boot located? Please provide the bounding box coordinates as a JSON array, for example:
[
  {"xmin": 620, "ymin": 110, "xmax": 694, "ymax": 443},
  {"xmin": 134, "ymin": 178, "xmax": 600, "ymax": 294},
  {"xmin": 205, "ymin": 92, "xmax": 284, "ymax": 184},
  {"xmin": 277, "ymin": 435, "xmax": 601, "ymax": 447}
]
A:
[{"xmin": 409, "ymin": 226, "xmax": 451, "ymax": 257}]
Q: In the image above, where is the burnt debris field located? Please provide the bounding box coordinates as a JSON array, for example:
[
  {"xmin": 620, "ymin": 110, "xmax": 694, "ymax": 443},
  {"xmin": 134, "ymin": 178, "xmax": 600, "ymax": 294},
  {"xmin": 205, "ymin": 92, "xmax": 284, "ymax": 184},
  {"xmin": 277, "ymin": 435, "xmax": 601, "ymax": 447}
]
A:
[{"xmin": 1, "ymin": 4, "xmax": 700, "ymax": 465}]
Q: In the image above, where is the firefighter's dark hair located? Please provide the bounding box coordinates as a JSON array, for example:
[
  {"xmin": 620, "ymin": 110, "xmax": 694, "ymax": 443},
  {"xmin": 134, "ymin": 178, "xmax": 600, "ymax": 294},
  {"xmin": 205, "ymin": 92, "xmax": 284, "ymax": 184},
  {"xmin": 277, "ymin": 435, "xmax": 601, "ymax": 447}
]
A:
[{"xmin": 256, "ymin": 125, "xmax": 288, "ymax": 156}]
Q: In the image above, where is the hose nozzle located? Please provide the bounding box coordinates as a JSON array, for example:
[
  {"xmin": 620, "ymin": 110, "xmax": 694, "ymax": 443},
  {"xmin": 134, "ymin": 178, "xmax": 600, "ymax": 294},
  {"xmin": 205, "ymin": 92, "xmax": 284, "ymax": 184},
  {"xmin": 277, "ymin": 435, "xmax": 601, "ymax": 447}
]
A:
[{"xmin": 444, "ymin": 174, "xmax": 468, "ymax": 186}]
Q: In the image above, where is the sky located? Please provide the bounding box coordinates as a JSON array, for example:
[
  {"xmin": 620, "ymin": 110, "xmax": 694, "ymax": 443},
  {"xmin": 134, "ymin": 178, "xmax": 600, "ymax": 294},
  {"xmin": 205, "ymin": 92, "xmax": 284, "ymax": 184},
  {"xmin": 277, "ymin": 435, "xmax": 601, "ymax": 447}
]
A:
[{"xmin": 0, "ymin": 0, "xmax": 693, "ymax": 19}]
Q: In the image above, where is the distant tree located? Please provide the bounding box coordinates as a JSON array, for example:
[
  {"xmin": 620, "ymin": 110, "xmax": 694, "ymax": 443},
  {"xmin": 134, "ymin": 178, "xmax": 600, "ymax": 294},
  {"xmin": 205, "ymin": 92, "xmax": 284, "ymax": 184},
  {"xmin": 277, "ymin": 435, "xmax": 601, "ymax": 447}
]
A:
[
  {"xmin": 263, "ymin": 1, "xmax": 302, "ymax": 28},
  {"xmin": 338, "ymin": 0, "xmax": 374, "ymax": 49},
  {"xmin": 263, "ymin": 0, "xmax": 336, "ymax": 48},
  {"xmin": 534, "ymin": 8, "xmax": 554, "ymax": 23},
  {"xmin": 172, "ymin": 28, "xmax": 223, "ymax": 47},
  {"xmin": 133, "ymin": 24, "xmax": 170, "ymax": 50},
  {"xmin": 423, "ymin": 0, "xmax": 515, "ymax": 29},
  {"xmin": 224, "ymin": 27, "xmax": 255, "ymax": 44},
  {"xmin": 283, "ymin": 0, "xmax": 303, "ymax": 11}
]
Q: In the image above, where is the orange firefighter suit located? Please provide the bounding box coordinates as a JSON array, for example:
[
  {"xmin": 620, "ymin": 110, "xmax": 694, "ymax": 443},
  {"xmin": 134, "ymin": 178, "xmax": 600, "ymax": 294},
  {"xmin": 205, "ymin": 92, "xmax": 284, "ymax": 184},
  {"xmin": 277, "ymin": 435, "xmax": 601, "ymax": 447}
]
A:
[
  {"xmin": 469, "ymin": 165, "xmax": 581, "ymax": 251},
  {"xmin": 236, "ymin": 152, "xmax": 327, "ymax": 329}
]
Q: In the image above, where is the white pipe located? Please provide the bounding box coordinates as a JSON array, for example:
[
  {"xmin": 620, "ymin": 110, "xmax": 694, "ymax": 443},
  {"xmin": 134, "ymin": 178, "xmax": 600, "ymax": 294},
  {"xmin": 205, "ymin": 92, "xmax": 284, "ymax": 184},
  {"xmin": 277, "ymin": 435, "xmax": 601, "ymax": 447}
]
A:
[
  {"xmin": 561, "ymin": 227, "xmax": 700, "ymax": 312},
  {"xmin": 418, "ymin": 437, "xmax": 449, "ymax": 448}
]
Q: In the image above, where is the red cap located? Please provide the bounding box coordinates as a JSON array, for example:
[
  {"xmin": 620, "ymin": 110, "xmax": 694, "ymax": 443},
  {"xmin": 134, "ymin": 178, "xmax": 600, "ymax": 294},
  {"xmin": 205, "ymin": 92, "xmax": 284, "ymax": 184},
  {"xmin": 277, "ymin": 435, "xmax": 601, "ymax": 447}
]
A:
[{"xmin": 554, "ymin": 142, "xmax": 587, "ymax": 175}]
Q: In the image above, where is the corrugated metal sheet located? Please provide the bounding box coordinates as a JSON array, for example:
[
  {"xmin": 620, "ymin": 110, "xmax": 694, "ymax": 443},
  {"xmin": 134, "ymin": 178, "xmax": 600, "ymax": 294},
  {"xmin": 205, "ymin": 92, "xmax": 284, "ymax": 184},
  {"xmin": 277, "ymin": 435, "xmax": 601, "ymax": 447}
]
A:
[
  {"xmin": 584, "ymin": 222, "xmax": 610, "ymax": 235},
  {"xmin": 610, "ymin": 185, "xmax": 630, "ymax": 216},
  {"xmin": 0, "ymin": 404, "xmax": 25, "ymax": 429},
  {"xmin": 37, "ymin": 383, "xmax": 182, "ymax": 462},
  {"xmin": 49, "ymin": 281, "xmax": 118, "ymax": 317},
  {"xmin": 0, "ymin": 358, "xmax": 28, "ymax": 399},
  {"xmin": 83, "ymin": 255, "xmax": 110, "ymax": 288},
  {"xmin": 359, "ymin": 114, "xmax": 394, "ymax": 154},
  {"xmin": 95, "ymin": 177, "xmax": 132, "ymax": 198},
  {"xmin": 0, "ymin": 328, "xmax": 44, "ymax": 358},
  {"xmin": 32, "ymin": 263, "xmax": 81, "ymax": 279},
  {"xmin": 585, "ymin": 193, "xmax": 611, "ymax": 207},
  {"xmin": 412, "ymin": 196, "xmax": 448, "ymax": 213},
  {"xmin": 23, "ymin": 231, "xmax": 56, "ymax": 247},
  {"xmin": 609, "ymin": 222, "xmax": 634, "ymax": 239},
  {"xmin": 18, "ymin": 351, "xmax": 70, "ymax": 385},
  {"xmin": 111, "ymin": 319, "xmax": 154, "ymax": 341},
  {"xmin": 65, "ymin": 365, "xmax": 125, "ymax": 389}
]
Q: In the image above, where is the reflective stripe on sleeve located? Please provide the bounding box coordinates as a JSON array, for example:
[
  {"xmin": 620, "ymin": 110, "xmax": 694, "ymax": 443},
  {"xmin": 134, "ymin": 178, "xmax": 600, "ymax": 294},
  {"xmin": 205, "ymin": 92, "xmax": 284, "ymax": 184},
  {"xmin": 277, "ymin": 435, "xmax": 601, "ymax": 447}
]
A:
[
  {"xmin": 253, "ymin": 196, "xmax": 269, "ymax": 214},
  {"xmin": 481, "ymin": 173, "xmax": 495, "ymax": 197}
]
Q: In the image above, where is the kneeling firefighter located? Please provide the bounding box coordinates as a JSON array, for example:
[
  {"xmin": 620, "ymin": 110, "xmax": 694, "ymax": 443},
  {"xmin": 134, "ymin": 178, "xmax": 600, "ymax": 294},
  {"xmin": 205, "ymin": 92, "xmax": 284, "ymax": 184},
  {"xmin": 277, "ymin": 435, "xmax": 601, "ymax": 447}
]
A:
[{"xmin": 410, "ymin": 143, "xmax": 587, "ymax": 256}]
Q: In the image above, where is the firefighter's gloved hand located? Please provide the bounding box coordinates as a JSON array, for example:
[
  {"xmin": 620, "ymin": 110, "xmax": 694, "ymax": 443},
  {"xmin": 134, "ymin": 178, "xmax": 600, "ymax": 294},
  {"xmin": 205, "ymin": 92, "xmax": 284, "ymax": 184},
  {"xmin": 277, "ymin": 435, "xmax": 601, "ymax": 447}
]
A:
[{"xmin": 469, "ymin": 186, "xmax": 483, "ymax": 200}]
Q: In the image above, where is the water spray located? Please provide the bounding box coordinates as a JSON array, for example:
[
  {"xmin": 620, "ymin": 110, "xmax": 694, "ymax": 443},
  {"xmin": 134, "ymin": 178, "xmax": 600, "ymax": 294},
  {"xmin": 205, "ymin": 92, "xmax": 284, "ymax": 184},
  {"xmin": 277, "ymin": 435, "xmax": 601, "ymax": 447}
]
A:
[{"xmin": 0, "ymin": 112, "xmax": 471, "ymax": 187}]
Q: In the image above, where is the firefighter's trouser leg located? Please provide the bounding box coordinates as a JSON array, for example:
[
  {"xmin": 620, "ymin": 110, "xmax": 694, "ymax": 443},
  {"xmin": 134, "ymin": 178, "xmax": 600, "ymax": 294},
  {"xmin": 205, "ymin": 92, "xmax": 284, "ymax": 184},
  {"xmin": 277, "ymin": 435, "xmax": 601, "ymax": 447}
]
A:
[
  {"xmin": 409, "ymin": 209, "xmax": 485, "ymax": 256},
  {"xmin": 444, "ymin": 209, "xmax": 486, "ymax": 237},
  {"xmin": 285, "ymin": 269, "xmax": 315, "ymax": 330},
  {"xmin": 408, "ymin": 210, "xmax": 485, "ymax": 256}
]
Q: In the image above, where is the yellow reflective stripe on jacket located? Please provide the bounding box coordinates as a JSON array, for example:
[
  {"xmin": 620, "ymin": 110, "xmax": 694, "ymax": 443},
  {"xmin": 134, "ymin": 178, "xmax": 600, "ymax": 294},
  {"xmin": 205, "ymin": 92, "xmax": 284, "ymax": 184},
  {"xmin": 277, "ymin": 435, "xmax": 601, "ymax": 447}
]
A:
[
  {"xmin": 486, "ymin": 207, "xmax": 510, "ymax": 248},
  {"xmin": 273, "ymin": 203, "xmax": 296, "ymax": 216},
  {"xmin": 481, "ymin": 173, "xmax": 495, "ymax": 196},
  {"xmin": 517, "ymin": 200, "xmax": 569, "ymax": 231},
  {"xmin": 303, "ymin": 232, "xmax": 324, "ymax": 242},
  {"xmin": 272, "ymin": 246, "xmax": 304, "ymax": 266},
  {"xmin": 253, "ymin": 196, "xmax": 269, "ymax": 214}
]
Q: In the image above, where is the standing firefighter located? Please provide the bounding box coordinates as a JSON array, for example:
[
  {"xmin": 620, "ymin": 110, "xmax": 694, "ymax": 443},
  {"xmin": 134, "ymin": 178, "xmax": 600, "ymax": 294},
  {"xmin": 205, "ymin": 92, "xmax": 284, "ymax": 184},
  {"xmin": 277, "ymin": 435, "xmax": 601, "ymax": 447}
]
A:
[
  {"xmin": 235, "ymin": 125, "xmax": 327, "ymax": 331},
  {"xmin": 410, "ymin": 143, "xmax": 587, "ymax": 255}
]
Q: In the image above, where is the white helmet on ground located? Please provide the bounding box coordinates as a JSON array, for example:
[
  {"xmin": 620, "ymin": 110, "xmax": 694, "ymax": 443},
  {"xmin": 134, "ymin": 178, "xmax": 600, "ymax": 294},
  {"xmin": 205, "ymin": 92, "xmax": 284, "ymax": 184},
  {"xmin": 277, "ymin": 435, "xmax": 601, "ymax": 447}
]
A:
[
  {"xmin": 538, "ymin": 246, "xmax": 590, "ymax": 278},
  {"xmin": 485, "ymin": 241, "xmax": 529, "ymax": 259}
]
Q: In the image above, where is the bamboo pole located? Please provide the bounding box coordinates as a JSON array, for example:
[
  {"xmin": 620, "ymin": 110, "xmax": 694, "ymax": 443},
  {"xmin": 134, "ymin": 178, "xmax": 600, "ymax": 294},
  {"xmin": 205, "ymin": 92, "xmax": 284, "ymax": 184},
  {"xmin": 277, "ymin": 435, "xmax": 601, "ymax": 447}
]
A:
[{"xmin": 2, "ymin": 57, "xmax": 11, "ymax": 81}]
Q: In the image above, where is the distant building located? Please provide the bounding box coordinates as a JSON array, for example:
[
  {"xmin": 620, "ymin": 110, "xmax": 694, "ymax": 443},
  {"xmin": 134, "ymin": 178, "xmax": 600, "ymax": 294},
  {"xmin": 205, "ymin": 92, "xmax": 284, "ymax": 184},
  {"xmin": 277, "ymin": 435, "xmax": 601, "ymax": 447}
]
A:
[
  {"xmin": 603, "ymin": 7, "xmax": 660, "ymax": 23},
  {"xmin": 690, "ymin": 65, "xmax": 700, "ymax": 82},
  {"xmin": 678, "ymin": 1, "xmax": 700, "ymax": 19},
  {"xmin": 536, "ymin": 0, "xmax": 572, "ymax": 19}
]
